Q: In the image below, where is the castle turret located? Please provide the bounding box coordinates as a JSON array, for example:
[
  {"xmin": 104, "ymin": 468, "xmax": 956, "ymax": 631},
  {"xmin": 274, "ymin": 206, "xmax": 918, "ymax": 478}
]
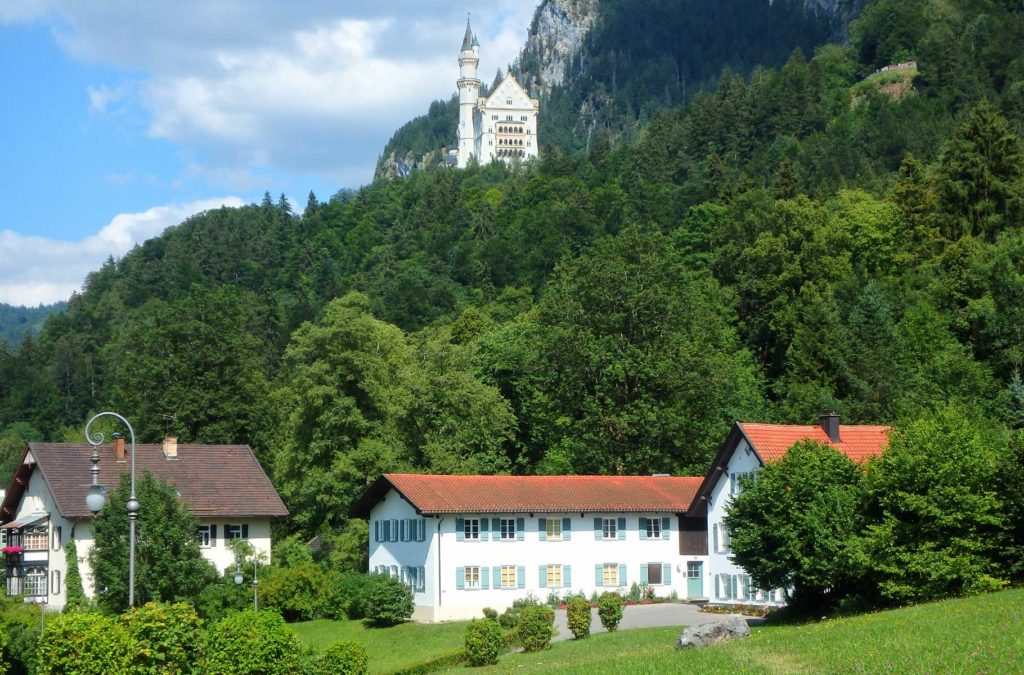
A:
[{"xmin": 457, "ymin": 18, "xmax": 481, "ymax": 169}]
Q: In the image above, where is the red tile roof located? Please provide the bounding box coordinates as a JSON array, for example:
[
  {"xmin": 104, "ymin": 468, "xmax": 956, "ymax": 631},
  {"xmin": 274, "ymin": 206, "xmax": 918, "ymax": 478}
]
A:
[
  {"xmin": 739, "ymin": 423, "xmax": 891, "ymax": 463},
  {"xmin": 353, "ymin": 474, "xmax": 704, "ymax": 516},
  {"xmin": 2, "ymin": 443, "xmax": 287, "ymax": 521}
]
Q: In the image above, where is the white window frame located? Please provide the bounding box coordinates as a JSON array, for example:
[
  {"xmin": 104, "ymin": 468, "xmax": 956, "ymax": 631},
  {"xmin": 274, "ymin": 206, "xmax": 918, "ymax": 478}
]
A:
[
  {"xmin": 465, "ymin": 566, "xmax": 481, "ymax": 589},
  {"xmin": 645, "ymin": 518, "xmax": 661, "ymax": 539},
  {"xmin": 500, "ymin": 518, "xmax": 516, "ymax": 541},
  {"xmin": 226, "ymin": 524, "xmax": 244, "ymax": 541},
  {"xmin": 464, "ymin": 518, "xmax": 480, "ymax": 541},
  {"xmin": 601, "ymin": 518, "xmax": 617, "ymax": 540},
  {"xmin": 546, "ymin": 564, "xmax": 562, "ymax": 588},
  {"xmin": 24, "ymin": 567, "xmax": 47, "ymax": 596},
  {"xmin": 602, "ymin": 563, "xmax": 618, "ymax": 587},
  {"xmin": 546, "ymin": 519, "xmax": 562, "ymax": 541},
  {"xmin": 500, "ymin": 565, "xmax": 517, "ymax": 589},
  {"xmin": 196, "ymin": 525, "xmax": 212, "ymax": 548},
  {"xmin": 23, "ymin": 526, "xmax": 47, "ymax": 551},
  {"xmin": 647, "ymin": 562, "xmax": 663, "ymax": 585}
]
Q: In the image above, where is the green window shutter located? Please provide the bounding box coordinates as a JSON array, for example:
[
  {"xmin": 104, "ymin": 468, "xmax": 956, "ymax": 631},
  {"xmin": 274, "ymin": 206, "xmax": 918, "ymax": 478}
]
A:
[
  {"xmin": 618, "ymin": 564, "xmax": 627, "ymax": 586},
  {"xmin": 595, "ymin": 564, "xmax": 603, "ymax": 586},
  {"xmin": 617, "ymin": 518, "xmax": 626, "ymax": 540},
  {"xmin": 373, "ymin": 521, "xmax": 380, "ymax": 542},
  {"xmin": 210, "ymin": 524, "xmax": 217, "ymax": 545},
  {"xmin": 418, "ymin": 566, "xmax": 425, "ymax": 592},
  {"xmin": 516, "ymin": 518, "xmax": 525, "ymax": 541},
  {"xmin": 538, "ymin": 518, "xmax": 547, "ymax": 541},
  {"xmin": 712, "ymin": 524, "xmax": 718, "ymax": 552},
  {"xmin": 640, "ymin": 564, "xmax": 649, "ymax": 584},
  {"xmin": 481, "ymin": 567, "xmax": 490, "ymax": 590},
  {"xmin": 418, "ymin": 519, "xmax": 426, "ymax": 542},
  {"xmin": 491, "ymin": 518, "xmax": 500, "ymax": 537},
  {"xmin": 242, "ymin": 524, "xmax": 249, "ymax": 539},
  {"xmin": 517, "ymin": 566, "xmax": 526, "ymax": 589},
  {"xmin": 456, "ymin": 518, "xmax": 465, "ymax": 542},
  {"xmin": 400, "ymin": 520, "xmax": 406, "ymax": 541},
  {"xmin": 562, "ymin": 518, "xmax": 571, "ymax": 541},
  {"xmin": 389, "ymin": 521, "xmax": 396, "ymax": 542},
  {"xmin": 480, "ymin": 518, "xmax": 489, "ymax": 542},
  {"xmin": 593, "ymin": 518, "xmax": 602, "ymax": 538},
  {"xmin": 563, "ymin": 565, "xmax": 571, "ymax": 587},
  {"xmin": 639, "ymin": 518, "xmax": 647, "ymax": 540},
  {"xmin": 456, "ymin": 567, "xmax": 465, "ymax": 590},
  {"xmin": 661, "ymin": 517, "xmax": 670, "ymax": 540},
  {"xmin": 492, "ymin": 567, "xmax": 501, "ymax": 589},
  {"xmin": 538, "ymin": 565, "xmax": 548, "ymax": 588},
  {"xmin": 663, "ymin": 564, "xmax": 672, "ymax": 585}
]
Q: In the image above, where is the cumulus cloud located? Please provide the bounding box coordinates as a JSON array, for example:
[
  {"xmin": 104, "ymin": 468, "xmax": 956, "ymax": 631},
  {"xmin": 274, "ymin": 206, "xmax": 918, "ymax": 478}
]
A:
[
  {"xmin": 0, "ymin": 197, "xmax": 244, "ymax": 305},
  {"xmin": 20, "ymin": 1, "xmax": 537, "ymax": 184}
]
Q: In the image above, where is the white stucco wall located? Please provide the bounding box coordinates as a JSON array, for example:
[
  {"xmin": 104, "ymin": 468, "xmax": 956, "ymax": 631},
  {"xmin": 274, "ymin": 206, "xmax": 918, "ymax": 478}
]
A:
[
  {"xmin": 369, "ymin": 488, "xmax": 706, "ymax": 622},
  {"xmin": 706, "ymin": 439, "xmax": 785, "ymax": 605}
]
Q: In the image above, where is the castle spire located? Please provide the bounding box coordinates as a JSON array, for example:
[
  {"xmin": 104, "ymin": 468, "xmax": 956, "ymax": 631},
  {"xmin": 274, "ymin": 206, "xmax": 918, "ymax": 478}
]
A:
[{"xmin": 461, "ymin": 15, "xmax": 474, "ymax": 51}]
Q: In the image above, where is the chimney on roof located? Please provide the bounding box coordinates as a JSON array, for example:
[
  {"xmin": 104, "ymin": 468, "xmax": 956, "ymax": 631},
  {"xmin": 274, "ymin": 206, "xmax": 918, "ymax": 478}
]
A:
[
  {"xmin": 162, "ymin": 436, "xmax": 178, "ymax": 459},
  {"xmin": 113, "ymin": 433, "xmax": 126, "ymax": 463},
  {"xmin": 819, "ymin": 411, "xmax": 840, "ymax": 443}
]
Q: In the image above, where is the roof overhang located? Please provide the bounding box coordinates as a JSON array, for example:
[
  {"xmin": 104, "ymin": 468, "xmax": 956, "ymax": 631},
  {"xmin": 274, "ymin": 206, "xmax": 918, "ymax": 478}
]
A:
[
  {"xmin": 0, "ymin": 446, "xmax": 36, "ymax": 523},
  {"xmin": 349, "ymin": 475, "xmax": 420, "ymax": 519},
  {"xmin": 685, "ymin": 422, "xmax": 765, "ymax": 516},
  {"xmin": 0, "ymin": 513, "xmax": 48, "ymax": 529}
]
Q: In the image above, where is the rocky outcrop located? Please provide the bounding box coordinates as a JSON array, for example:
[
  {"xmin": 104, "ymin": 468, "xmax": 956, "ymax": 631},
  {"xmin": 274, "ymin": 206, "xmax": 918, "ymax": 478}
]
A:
[
  {"xmin": 516, "ymin": 0, "xmax": 599, "ymax": 96},
  {"xmin": 799, "ymin": 0, "xmax": 868, "ymax": 36},
  {"xmin": 675, "ymin": 616, "xmax": 751, "ymax": 649}
]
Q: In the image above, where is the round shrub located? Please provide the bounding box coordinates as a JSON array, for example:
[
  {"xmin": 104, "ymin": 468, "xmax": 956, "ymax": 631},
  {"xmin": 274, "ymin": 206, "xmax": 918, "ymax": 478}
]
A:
[
  {"xmin": 202, "ymin": 609, "xmax": 301, "ymax": 674},
  {"xmin": 517, "ymin": 604, "xmax": 555, "ymax": 652},
  {"xmin": 482, "ymin": 607, "xmax": 498, "ymax": 621},
  {"xmin": 597, "ymin": 592, "xmax": 624, "ymax": 632},
  {"xmin": 566, "ymin": 596, "xmax": 592, "ymax": 639},
  {"xmin": 305, "ymin": 640, "xmax": 368, "ymax": 675},
  {"xmin": 36, "ymin": 611, "xmax": 135, "ymax": 674},
  {"xmin": 464, "ymin": 618, "xmax": 504, "ymax": 666},
  {"xmin": 120, "ymin": 601, "xmax": 203, "ymax": 673},
  {"xmin": 363, "ymin": 573, "xmax": 413, "ymax": 627}
]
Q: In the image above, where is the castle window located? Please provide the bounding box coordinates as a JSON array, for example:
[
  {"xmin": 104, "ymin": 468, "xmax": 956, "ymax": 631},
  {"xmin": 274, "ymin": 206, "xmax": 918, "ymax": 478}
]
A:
[
  {"xmin": 492, "ymin": 115, "xmax": 498, "ymax": 120},
  {"xmin": 506, "ymin": 98, "xmax": 512, "ymax": 105}
]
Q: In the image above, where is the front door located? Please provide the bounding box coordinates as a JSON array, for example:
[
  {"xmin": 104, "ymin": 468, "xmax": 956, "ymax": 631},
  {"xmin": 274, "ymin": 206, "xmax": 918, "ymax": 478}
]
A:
[{"xmin": 686, "ymin": 561, "xmax": 704, "ymax": 598}]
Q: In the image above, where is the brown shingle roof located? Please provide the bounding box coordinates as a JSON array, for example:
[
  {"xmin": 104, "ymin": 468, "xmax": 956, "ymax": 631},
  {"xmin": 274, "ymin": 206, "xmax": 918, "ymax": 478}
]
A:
[
  {"xmin": 350, "ymin": 474, "xmax": 703, "ymax": 518},
  {"xmin": 9, "ymin": 443, "xmax": 287, "ymax": 520}
]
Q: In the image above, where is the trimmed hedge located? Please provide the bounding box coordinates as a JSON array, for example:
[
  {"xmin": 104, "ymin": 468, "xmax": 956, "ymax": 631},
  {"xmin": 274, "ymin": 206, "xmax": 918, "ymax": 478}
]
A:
[
  {"xmin": 36, "ymin": 611, "xmax": 135, "ymax": 675},
  {"xmin": 304, "ymin": 640, "xmax": 368, "ymax": 675},
  {"xmin": 566, "ymin": 596, "xmax": 592, "ymax": 639},
  {"xmin": 465, "ymin": 618, "xmax": 504, "ymax": 666},
  {"xmin": 202, "ymin": 610, "xmax": 301, "ymax": 674},
  {"xmin": 598, "ymin": 592, "xmax": 625, "ymax": 632},
  {"xmin": 517, "ymin": 604, "xmax": 555, "ymax": 652}
]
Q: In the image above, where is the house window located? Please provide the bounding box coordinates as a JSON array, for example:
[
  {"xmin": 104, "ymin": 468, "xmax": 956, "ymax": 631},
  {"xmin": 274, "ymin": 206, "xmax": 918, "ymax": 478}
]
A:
[
  {"xmin": 24, "ymin": 567, "xmax": 46, "ymax": 596},
  {"xmin": 647, "ymin": 563, "xmax": 663, "ymax": 585},
  {"xmin": 226, "ymin": 524, "xmax": 247, "ymax": 541},
  {"xmin": 0, "ymin": 530, "xmax": 5, "ymax": 547},
  {"xmin": 51, "ymin": 526, "xmax": 61, "ymax": 551},
  {"xmin": 506, "ymin": 98, "xmax": 512, "ymax": 105},
  {"xmin": 464, "ymin": 518, "xmax": 480, "ymax": 541},
  {"xmin": 546, "ymin": 564, "xmax": 562, "ymax": 588},
  {"xmin": 602, "ymin": 518, "xmax": 617, "ymax": 540},
  {"xmin": 51, "ymin": 570, "xmax": 61, "ymax": 595},
  {"xmin": 23, "ymin": 526, "xmax": 47, "ymax": 551},
  {"xmin": 644, "ymin": 518, "xmax": 661, "ymax": 539},
  {"xmin": 196, "ymin": 525, "xmax": 212, "ymax": 548},
  {"xmin": 602, "ymin": 563, "xmax": 618, "ymax": 586},
  {"xmin": 500, "ymin": 519, "xmax": 516, "ymax": 541},
  {"xmin": 500, "ymin": 565, "xmax": 517, "ymax": 589},
  {"xmin": 545, "ymin": 519, "xmax": 562, "ymax": 541}
]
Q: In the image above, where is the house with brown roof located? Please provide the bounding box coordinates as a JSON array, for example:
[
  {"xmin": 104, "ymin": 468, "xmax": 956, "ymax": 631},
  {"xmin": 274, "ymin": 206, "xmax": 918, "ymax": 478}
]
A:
[
  {"xmin": 0, "ymin": 438, "xmax": 287, "ymax": 610},
  {"xmin": 349, "ymin": 474, "xmax": 710, "ymax": 622},
  {"xmin": 686, "ymin": 412, "xmax": 890, "ymax": 605}
]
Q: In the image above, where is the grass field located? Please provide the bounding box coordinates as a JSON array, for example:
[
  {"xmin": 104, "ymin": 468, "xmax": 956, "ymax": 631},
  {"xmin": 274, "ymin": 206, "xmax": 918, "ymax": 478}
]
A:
[
  {"xmin": 445, "ymin": 589, "xmax": 1024, "ymax": 674},
  {"xmin": 292, "ymin": 618, "xmax": 469, "ymax": 674}
]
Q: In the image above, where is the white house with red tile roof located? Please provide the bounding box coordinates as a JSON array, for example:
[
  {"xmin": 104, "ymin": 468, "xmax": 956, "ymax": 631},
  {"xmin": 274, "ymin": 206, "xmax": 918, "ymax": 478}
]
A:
[
  {"xmin": 685, "ymin": 413, "xmax": 890, "ymax": 606},
  {"xmin": 349, "ymin": 475, "xmax": 709, "ymax": 621}
]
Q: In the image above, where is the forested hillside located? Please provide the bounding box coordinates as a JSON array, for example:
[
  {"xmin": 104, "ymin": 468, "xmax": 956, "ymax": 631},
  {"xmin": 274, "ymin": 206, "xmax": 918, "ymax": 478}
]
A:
[
  {"xmin": 0, "ymin": 302, "xmax": 66, "ymax": 346},
  {"xmin": 378, "ymin": 0, "xmax": 843, "ymax": 170},
  {"xmin": 1, "ymin": 0, "xmax": 1023, "ymax": 538}
]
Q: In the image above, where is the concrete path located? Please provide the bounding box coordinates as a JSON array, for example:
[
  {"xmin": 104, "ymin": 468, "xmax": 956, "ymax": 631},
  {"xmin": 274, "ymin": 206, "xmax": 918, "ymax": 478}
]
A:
[{"xmin": 551, "ymin": 603, "xmax": 762, "ymax": 642}]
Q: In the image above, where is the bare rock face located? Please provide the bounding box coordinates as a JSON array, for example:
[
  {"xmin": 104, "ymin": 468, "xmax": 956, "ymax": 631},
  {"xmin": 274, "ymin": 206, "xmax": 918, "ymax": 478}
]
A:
[
  {"xmin": 675, "ymin": 616, "xmax": 751, "ymax": 649},
  {"xmin": 518, "ymin": 0, "xmax": 599, "ymax": 95}
]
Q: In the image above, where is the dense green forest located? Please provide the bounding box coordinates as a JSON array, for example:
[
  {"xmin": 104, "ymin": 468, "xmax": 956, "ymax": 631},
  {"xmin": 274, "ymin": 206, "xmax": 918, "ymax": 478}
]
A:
[
  {"xmin": 1, "ymin": 0, "xmax": 1023, "ymax": 538},
  {"xmin": 0, "ymin": 302, "xmax": 66, "ymax": 346},
  {"xmin": 379, "ymin": 0, "xmax": 839, "ymax": 171}
]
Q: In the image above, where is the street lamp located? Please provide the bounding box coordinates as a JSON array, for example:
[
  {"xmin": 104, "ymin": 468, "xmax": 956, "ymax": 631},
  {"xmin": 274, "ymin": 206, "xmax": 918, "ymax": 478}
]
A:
[
  {"xmin": 233, "ymin": 547, "xmax": 259, "ymax": 611},
  {"xmin": 84, "ymin": 412, "xmax": 139, "ymax": 608}
]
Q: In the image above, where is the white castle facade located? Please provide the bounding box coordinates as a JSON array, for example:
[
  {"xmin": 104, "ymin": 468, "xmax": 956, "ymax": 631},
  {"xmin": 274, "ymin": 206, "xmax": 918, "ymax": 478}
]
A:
[{"xmin": 455, "ymin": 20, "xmax": 539, "ymax": 169}]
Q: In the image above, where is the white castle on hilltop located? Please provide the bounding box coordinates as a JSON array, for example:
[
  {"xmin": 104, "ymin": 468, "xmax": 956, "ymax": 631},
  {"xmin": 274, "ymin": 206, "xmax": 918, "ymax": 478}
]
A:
[{"xmin": 454, "ymin": 18, "xmax": 539, "ymax": 168}]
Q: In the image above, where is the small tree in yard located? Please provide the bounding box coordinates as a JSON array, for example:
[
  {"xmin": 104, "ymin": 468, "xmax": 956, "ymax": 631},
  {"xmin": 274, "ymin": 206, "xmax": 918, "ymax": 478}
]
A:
[
  {"xmin": 566, "ymin": 596, "xmax": 592, "ymax": 639},
  {"xmin": 597, "ymin": 592, "xmax": 624, "ymax": 632},
  {"xmin": 725, "ymin": 440, "xmax": 867, "ymax": 609},
  {"xmin": 464, "ymin": 618, "xmax": 504, "ymax": 666},
  {"xmin": 202, "ymin": 610, "xmax": 301, "ymax": 674},
  {"xmin": 363, "ymin": 572, "xmax": 413, "ymax": 626},
  {"xmin": 120, "ymin": 601, "xmax": 203, "ymax": 673},
  {"xmin": 90, "ymin": 471, "xmax": 218, "ymax": 613},
  {"xmin": 517, "ymin": 604, "xmax": 555, "ymax": 651}
]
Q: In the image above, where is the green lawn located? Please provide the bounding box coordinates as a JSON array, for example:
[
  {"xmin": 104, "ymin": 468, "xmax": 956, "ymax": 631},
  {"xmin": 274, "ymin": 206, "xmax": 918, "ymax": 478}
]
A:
[
  {"xmin": 292, "ymin": 618, "xmax": 470, "ymax": 674},
  {"xmin": 448, "ymin": 589, "xmax": 1024, "ymax": 674}
]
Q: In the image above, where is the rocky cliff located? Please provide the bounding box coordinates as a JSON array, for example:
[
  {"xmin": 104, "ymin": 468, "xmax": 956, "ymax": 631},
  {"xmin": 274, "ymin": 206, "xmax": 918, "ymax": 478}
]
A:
[{"xmin": 515, "ymin": 0, "xmax": 599, "ymax": 96}]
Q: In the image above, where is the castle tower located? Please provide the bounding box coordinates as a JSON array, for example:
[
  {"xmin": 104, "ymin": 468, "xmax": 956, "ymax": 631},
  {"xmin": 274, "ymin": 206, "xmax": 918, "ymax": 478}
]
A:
[{"xmin": 456, "ymin": 18, "xmax": 481, "ymax": 169}]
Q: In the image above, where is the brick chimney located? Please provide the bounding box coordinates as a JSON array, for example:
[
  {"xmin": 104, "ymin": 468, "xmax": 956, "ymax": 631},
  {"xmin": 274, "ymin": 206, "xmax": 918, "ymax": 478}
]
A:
[
  {"xmin": 113, "ymin": 433, "xmax": 126, "ymax": 463},
  {"xmin": 819, "ymin": 411, "xmax": 841, "ymax": 443},
  {"xmin": 162, "ymin": 436, "xmax": 178, "ymax": 459}
]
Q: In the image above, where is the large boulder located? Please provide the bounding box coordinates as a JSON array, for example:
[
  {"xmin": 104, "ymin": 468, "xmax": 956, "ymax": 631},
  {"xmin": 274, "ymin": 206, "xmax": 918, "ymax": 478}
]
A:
[{"xmin": 675, "ymin": 616, "xmax": 751, "ymax": 649}]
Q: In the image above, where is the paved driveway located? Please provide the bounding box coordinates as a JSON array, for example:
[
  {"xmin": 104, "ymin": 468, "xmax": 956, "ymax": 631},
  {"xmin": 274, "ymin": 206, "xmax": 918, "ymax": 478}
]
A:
[{"xmin": 551, "ymin": 603, "xmax": 762, "ymax": 642}]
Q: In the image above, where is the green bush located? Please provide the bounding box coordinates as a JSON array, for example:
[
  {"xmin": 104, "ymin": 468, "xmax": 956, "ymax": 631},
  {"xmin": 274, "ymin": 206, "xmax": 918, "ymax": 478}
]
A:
[
  {"xmin": 464, "ymin": 618, "xmax": 504, "ymax": 666},
  {"xmin": 36, "ymin": 611, "xmax": 135, "ymax": 674},
  {"xmin": 597, "ymin": 592, "xmax": 624, "ymax": 632},
  {"xmin": 303, "ymin": 640, "xmax": 368, "ymax": 675},
  {"xmin": 481, "ymin": 607, "xmax": 498, "ymax": 621},
  {"xmin": 120, "ymin": 601, "xmax": 203, "ymax": 674},
  {"xmin": 259, "ymin": 564, "xmax": 327, "ymax": 621},
  {"xmin": 363, "ymin": 573, "xmax": 413, "ymax": 627},
  {"xmin": 323, "ymin": 571, "xmax": 369, "ymax": 620},
  {"xmin": 566, "ymin": 595, "xmax": 591, "ymax": 639},
  {"xmin": 517, "ymin": 604, "xmax": 555, "ymax": 652},
  {"xmin": 202, "ymin": 610, "xmax": 301, "ymax": 674}
]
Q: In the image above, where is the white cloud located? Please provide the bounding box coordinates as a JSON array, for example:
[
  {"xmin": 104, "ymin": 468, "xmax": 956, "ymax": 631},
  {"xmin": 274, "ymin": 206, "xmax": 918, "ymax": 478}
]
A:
[
  {"xmin": 0, "ymin": 197, "xmax": 244, "ymax": 305},
  {"xmin": 22, "ymin": 1, "xmax": 538, "ymax": 185}
]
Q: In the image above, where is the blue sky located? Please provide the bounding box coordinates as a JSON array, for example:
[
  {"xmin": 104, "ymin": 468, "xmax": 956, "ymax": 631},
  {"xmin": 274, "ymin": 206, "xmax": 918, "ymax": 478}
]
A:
[{"xmin": 0, "ymin": 1, "xmax": 535, "ymax": 305}]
